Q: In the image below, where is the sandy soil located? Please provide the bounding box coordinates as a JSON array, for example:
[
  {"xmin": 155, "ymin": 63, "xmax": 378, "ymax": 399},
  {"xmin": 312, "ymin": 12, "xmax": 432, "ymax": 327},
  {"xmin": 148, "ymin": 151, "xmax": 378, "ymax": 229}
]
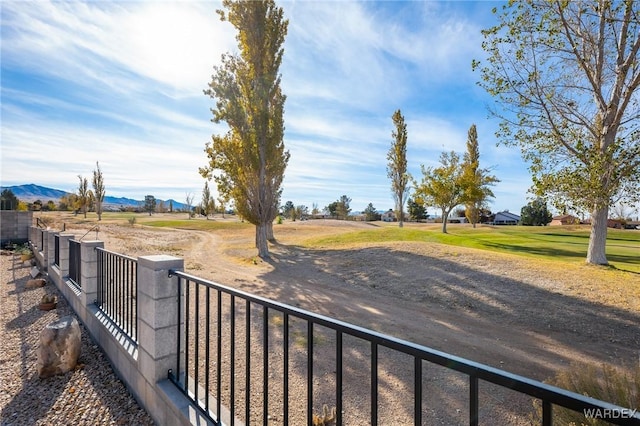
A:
[{"xmin": 49, "ymin": 216, "xmax": 640, "ymax": 425}]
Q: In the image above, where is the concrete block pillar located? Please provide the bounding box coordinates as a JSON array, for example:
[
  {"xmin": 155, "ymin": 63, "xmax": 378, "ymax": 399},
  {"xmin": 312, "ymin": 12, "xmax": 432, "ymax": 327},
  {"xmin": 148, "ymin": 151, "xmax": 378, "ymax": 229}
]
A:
[
  {"xmin": 29, "ymin": 226, "xmax": 37, "ymax": 248},
  {"xmin": 44, "ymin": 230, "xmax": 57, "ymax": 270},
  {"xmin": 137, "ymin": 255, "xmax": 184, "ymax": 385},
  {"xmin": 57, "ymin": 234, "xmax": 75, "ymax": 276},
  {"xmin": 80, "ymin": 240, "xmax": 104, "ymax": 307}
]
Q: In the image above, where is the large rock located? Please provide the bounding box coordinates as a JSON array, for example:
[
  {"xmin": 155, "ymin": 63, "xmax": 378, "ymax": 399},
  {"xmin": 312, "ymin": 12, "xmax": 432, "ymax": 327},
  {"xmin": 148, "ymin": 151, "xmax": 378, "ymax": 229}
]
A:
[
  {"xmin": 25, "ymin": 278, "xmax": 46, "ymax": 288},
  {"xmin": 37, "ymin": 315, "xmax": 81, "ymax": 378}
]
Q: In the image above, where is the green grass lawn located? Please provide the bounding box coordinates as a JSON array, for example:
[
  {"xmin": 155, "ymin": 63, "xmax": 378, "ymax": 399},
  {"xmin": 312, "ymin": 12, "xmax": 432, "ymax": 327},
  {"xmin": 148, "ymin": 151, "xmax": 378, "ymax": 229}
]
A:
[
  {"xmin": 81, "ymin": 213, "xmax": 639, "ymax": 273},
  {"xmin": 96, "ymin": 212, "xmax": 251, "ymax": 231},
  {"xmin": 305, "ymin": 224, "xmax": 640, "ymax": 273},
  {"xmin": 142, "ymin": 219, "xmax": 249, "ymax": 231}
]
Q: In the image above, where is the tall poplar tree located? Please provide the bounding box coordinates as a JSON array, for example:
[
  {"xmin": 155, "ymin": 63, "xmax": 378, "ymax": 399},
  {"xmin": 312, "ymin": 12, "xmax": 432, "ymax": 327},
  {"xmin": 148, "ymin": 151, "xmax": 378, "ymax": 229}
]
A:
[
  {"xmin": 201, "ymin": 0, "xmax": 289, "ymax": 258},
  {"xmin": 461, "ymin": 124, "xmax": 498, "ymax": 228},
  {"xmin": 92, "ymin": 161, "xmax": 105, "ymax": 221},
  {"xmin": 201, "ymin": 180, "xmax": 214, "ymax": 219},
  {"xmin": 474, "ymin": 1, "xmax": 640, "ymax": 265},
  {"xmin": 77, "ymin": 175, "xmax": 90, "ymax": 218},
  {"xmin": 387, "ymin": 109, "xmax": 410, "ymax": 228}
]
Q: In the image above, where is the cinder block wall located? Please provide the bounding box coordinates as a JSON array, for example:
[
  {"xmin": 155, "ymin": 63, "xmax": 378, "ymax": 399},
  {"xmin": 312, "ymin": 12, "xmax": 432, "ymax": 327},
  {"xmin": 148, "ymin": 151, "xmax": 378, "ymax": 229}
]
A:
[
  {"xmin": 0, "ymin": 211, "xmax": 33, "ymax": 246},
  {"xmin": 36, "ymin": 232, "xmax": 213, "ymax": 426}
]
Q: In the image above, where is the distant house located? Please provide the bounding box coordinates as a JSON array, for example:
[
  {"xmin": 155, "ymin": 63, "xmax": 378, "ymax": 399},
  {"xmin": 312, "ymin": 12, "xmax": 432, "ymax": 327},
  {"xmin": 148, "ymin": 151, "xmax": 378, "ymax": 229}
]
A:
[
  {"xmin": 447, "ymin": 216, "xmax": 468, "ymax": 223},
  {"xmin": 550, "ymin": 215, "xmax": 581, "ymax": 226},
  {"xmin": 624, "ymin": 220, "xmax": 640, "ymax": 230},
  {"xmin": 491, "ymin": 211, "xmax": 520, "ymax": 225},
  {"xmin": 381, "ymin": 209, "xmax": 396, "ymax": 222},
  {"xmin": 583, "ymin": 218, "xmax": 640, "ymax": 229},
  {"xmin": 607, "ymin": 219, "xmax": 624, "ymax": 229}
]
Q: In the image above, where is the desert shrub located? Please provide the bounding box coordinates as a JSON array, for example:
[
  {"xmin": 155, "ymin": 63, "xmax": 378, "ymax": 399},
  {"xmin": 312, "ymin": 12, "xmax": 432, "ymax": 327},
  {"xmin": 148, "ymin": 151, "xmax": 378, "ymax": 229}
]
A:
[{"xmin": 534, "ymin": 362, "xmax": 639, "ymax": 425}]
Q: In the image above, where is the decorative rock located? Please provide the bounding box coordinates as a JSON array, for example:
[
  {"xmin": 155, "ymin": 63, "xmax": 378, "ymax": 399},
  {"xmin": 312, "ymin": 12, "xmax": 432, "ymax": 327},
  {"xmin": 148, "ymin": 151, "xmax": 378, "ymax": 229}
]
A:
[
  {"xmin": 26, "ymin": 278, "xmax": 47, "ymax": 288},
  {"xmin": 37, "ymin": 316, "xmax": 81, "ymax": 378},
  {"xmin": 30, "ymin": 267, "xmax": 40, "ymax": 278}
]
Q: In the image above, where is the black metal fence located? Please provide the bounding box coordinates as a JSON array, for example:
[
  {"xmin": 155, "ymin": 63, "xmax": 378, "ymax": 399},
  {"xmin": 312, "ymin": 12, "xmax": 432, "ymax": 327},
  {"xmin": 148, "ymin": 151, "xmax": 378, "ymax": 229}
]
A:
[
  {"xmin": 54, "ymin": 235, "xmax": 60, "ymax": 267},
  {"xmin": 167, "ymin": 270, "xmax": 639, "ymax": 426},
  {"xmin": 96, "ymin": 247, "xmax": 138, "ymax": 343},
  {"xmin": 68, "ymin": 239, "xmax": 81, "ymax": 287}
]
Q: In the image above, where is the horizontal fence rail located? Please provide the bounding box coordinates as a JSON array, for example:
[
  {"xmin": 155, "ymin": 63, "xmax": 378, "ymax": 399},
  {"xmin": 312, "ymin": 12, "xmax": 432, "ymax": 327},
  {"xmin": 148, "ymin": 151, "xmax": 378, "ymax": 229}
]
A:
[
  {"xmin": 68, "ymin": 240, "xmax": 81, "ymax": 287},
  {"xmin": 96, "ymin": 247, "xmax": 138, "ymax": 343},
  {"xmin": 167, "ymin": 270, "xmax": 639, "ymax": 426}
]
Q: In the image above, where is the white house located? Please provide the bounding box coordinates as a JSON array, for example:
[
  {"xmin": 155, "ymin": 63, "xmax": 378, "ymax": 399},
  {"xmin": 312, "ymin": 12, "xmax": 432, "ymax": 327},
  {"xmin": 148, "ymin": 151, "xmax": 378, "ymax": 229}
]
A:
[
  {"xmin": 492, "ymin": 211, "xmax": 520, "ymax": 225},
  {"xmin": 381, "ymin": 209, "xmax": 396, "ymax": 222}
]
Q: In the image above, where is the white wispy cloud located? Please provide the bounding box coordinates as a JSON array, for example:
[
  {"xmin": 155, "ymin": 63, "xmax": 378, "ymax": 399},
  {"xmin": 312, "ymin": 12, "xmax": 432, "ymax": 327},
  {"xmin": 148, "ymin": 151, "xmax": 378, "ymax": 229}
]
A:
[{"xmin": 1, "ymin": 0, "xmax": 529, "ymax": 213}]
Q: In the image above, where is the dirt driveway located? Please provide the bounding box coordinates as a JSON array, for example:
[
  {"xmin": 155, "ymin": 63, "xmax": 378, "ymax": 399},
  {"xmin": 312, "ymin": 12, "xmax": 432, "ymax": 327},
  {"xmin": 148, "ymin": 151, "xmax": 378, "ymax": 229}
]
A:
[{"xmin": 70, "ymin": 218, "xmax": 640, "ymax": 424}]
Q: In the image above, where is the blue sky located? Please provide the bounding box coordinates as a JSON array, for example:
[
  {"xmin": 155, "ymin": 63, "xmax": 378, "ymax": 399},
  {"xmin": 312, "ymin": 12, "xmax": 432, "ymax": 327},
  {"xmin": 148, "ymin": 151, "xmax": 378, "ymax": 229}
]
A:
[{"xmin": 1, "ymin": 0, "xmax": 533, "ymax": 215}]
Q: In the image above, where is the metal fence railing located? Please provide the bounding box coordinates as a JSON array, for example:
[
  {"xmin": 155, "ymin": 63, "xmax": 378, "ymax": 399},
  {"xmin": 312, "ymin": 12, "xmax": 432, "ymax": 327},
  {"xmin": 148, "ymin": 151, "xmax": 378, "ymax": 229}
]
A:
[
  {"xmin": 96, "ymin": 247, "xmax": 138, "ymax": 343},
  {"xmin": 53, "ymin": 235, "xmax": 60, "ymax": 267},
  {"xmin": 167, "ymin": 270, "xmax": 639, "ymax": 426},
  {"xmin": 68, "ymin": 240, "xmax": 81, "ymax": 287}
]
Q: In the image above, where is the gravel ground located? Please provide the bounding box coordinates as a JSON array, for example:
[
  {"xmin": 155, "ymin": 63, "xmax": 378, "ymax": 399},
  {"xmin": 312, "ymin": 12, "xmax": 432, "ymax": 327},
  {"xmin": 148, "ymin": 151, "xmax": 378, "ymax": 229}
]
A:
[{"xmin": 0, "ymin": 253, "xmax": 154, "ymax": 426}]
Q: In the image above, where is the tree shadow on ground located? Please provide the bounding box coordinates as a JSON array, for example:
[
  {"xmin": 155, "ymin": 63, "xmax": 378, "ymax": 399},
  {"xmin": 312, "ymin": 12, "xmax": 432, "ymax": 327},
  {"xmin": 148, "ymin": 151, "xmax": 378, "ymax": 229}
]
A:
[{"xmin": 239, "ymin": 242, "xmax": 640, "ymax": 424}]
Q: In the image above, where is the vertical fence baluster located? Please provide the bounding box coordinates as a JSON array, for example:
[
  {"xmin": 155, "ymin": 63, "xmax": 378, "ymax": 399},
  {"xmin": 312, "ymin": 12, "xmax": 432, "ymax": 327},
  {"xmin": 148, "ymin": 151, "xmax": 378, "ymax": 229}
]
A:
[
  {"xmin": 121, "ymin": 257, "xmax": 125, "ymax": 330},
  {"xmin": 245, "ymin": 299, "xmax": 251, "ymax": 424},
  {"xmin": 108, "ymin": 253, "xmax": 112, "ymax": 315},
  {"xmin": 217, "ymin": 290, "xmax": 222, "ymax": 423},
  {"xmin": 263, "ymin": 306, "xmax": 269, "ymax": 425},
  {"xmin": 336, "ymin": 331, "xmax": 343, "ymax": 426},
  {"xmin": 205, "ymin": 286, "xmax": 210, "ymax": 413},
  {"xmin": 175, "ymin": 275, "xmax": 182, "ymax": 382},
  {"xmin": 371, "ymin": 342, "xmax": 378, "ymax": 424},
  {"xmin": 126, "ymin": 258, "xmax": 131, "ymax": 336},
  {"xmin": 131, "ymin": 260, "xmax": 136, "ymax": 339},
  {"xmin": 122, "ymin": 256, "xmax": 126, "ymax": 329},
  {"xmin": 470, "ymin": 375, "xmax": 479, "ymax": 426},
  {"xmin": 184, "ymin": 279, "xmax": 190, "ymax": 396},
  {"xmin": 194, "ymin": 282, "xmax": 200, "ymax": 407},
  {"xmin": 230, "ymin": 294, "xmax": 235, "ymax": 426},
  {"xmin": 542, "ymin": 400, "xmax": 552, "ymax": 426},
  {"xmin": 283, "ymin": 313, "xmax": 289, "ymax": 426},
  {"xmin": 117, "ymin": 255, "xmax": 120, "ymax": 326},
  {"xmin": 134, "ymin": 260, "xmax": 138, "ymax": 341},
  {"xmin": 414, "ymin": 357, "xmax": 422, "ymax": 426},
  {"xmin": 96, "ymin": 249, "xmax": 101, "ymax": 305},
  {"xmin": 307, "ymin": 321, "xmax": 313, "ymax": 426},
  {"xmin": 110, "ymin": 253, "xmax": 114, "ymax": 316}
]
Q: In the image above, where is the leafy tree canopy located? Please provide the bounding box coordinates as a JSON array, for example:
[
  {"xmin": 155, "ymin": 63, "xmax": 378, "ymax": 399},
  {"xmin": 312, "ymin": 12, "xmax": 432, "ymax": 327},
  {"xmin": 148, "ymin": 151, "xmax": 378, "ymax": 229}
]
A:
[
  {"xmin": 0, "ymin": 189, "xmax": 19, "ymax": 210},
  {"xmin": 474, "ymin": 0, "xmax": 640, "ymax": 264},
  {"xmin": 521, "ymin": 198, "xmax": 553, "ymax": 226}
]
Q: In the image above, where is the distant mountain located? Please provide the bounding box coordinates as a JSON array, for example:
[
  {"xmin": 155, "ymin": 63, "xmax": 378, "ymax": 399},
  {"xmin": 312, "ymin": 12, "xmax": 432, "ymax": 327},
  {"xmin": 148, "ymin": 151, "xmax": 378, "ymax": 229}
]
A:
[
  {"xmin": 1, "ymin": 184, "xmax": 187, "ymax": 211},
  {"xmin": 2, "ymin": 183, "xmax": 69, "ymax": 201}
]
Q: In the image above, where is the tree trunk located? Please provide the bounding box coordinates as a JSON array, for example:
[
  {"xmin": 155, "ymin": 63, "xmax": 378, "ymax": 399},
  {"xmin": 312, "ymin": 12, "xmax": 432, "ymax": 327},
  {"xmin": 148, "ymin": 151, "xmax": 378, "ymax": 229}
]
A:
[
  {"xmin": 441, "ymin": 208, "xmax": 448, "ymax": 233},
  {"xmin": 256, "ymin": 222, "xmax": 270, "ymax": 259},
  {"xmin": 586, "ymin": 205, "xmax": 609, "ymax": 265},
  {"xmin": 267, "ymin": 221, "xmax": 275, "ymax": 242}
]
